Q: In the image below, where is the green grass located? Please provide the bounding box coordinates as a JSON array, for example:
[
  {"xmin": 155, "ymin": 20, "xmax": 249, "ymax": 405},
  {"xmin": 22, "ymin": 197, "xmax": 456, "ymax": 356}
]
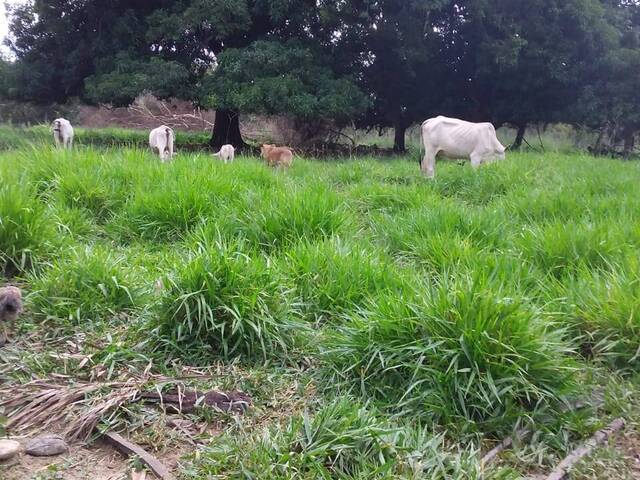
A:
[
  {"xmin": 1, "ymin": 136, "xmax": 640, "ymax": 478},
  {"xmin": 182, "ymin": 398, "xmax": 480, "ymax": 479}
]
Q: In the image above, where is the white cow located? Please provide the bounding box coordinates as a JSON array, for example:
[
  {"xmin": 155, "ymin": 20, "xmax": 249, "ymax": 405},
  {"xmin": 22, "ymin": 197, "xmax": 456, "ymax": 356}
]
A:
[
  {"xmin": 214, "ymin": 144, "xmax": 235, "ymax": 163},
  {"xmin": 420, "ymin": 116, "xmax": 506, "ymax": 178},
  {"xmin": 149, "ymin": 125, "xmax": 175, "ymax": 162},
  {"xmin": 52, "ymin": 118, "xmax": 74, "ymax": 149}
]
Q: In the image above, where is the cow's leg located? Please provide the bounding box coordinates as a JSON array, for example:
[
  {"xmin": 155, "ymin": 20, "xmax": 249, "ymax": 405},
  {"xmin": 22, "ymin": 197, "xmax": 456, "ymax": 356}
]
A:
[
  {"xmin": 421, "ymin": 148, "xmax": 437, "ymax": 178},
  {"xmin": 470, "ymin": 152, "xmax": 483, "ymax": 169}
]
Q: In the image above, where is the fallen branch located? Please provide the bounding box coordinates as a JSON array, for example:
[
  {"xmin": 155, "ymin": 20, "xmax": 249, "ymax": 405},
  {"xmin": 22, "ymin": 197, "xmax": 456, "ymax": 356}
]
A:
[
  {"xmin": 544, "ymin": 418, "xmax": 625, "ymax": 480},
  {"xmin": 480, "ymin": 391, "xmax": 606, "ymax": 470},
  {"xmin": 480, "ymin": 427, "xmax": 530, "ymax": 469},
  {"xmin": 103, "ymin": 431, "xmax": 175, "ymax": 480}
]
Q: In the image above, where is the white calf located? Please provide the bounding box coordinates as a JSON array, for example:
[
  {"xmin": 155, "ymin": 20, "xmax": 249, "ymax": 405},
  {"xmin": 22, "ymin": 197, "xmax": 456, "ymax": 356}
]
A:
[
  {"xmin": 149, "ymin": 125, "xmax": 175, "ymax": 162},
  {"xmin": 214, "ymin": 144, "xmax": 235, "ymax": 163},
  {"xmin": 52, "ymin": 118, "xmax": 74, "ymax": 149}
]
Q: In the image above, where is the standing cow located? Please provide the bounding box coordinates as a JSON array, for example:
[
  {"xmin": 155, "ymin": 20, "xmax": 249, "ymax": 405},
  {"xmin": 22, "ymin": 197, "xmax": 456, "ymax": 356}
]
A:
[
  {"xmin": 214, "ymin": 144, "xmax": 235, "ymax": 163},
  {"xmin": 149, "ymin": 125, "xmax": 175, "ymax": 162},
  {"xmin": 420, "ymin": 116, "xmax": 506, "ymax": 178},
  {"xmin": 52, "ymin": 118, "xmax": 74, "ymax": 149}
]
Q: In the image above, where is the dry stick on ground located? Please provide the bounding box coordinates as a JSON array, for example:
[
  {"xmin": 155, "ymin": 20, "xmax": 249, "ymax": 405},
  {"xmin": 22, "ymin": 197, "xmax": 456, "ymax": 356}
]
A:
[
  {"xmin": 480, "ymin": 391, "xmax": 606, "ymax": 470},
  {"xmin": 103, "ymin": 431, "xmax": 175, "ymax": 480},
  {"xmin": 544, "ymin": 418, "xmax": 626, "ymax": 480},
  {"xmin": 480, "ymin": 426, "xmax": 530, "ymax": 469}
]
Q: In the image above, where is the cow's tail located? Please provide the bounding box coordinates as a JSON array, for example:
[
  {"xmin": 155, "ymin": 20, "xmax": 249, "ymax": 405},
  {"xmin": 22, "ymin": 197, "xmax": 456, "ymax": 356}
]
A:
[{"xmin": 165, "ymin": 127, "xmax": 171, "ymax": 151}]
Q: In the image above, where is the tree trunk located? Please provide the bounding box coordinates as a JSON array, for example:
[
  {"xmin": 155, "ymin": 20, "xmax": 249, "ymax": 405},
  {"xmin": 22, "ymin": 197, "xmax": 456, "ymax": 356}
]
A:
[
  {"xmin": 622, "ymin": 125, "xmax": 635, "ymax": 158},
  {"xmin": 393, "ymin": 122, "xmax": 407, "ymax": 153},
  {"xmin": 512, "ymin": 124, "xmax": 526, "ymax": 150},
  {"xmin": 210, "ymin": 109, "xmax": 246, "ymax": 151}
]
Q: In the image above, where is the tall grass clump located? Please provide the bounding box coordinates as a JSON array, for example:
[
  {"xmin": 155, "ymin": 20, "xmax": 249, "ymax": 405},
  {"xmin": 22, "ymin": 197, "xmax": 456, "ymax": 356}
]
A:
[
  {"xmin": 546, "ymin": 260, "xmax": 640, "ymax": 373},
  {"xmin": 116, "ymin": 161, "xmax": 245, "ymax": 241},
  {"xmin": 372, "ymin": 200, "xmax": 507, "ymax": 273},
  {"xmin": 0, "ymin": 183, "xmax": 55, "ymax": 274},
  {"xmin": 29, "ymin": 245, "xmax": 142, "ymax": 323},
  {"xmin": 233, "ymin": 185, "xmax": 352, "ymax": 251},
  {"xmin": 429, "ymin": 159, "xmax": 525, "ymax": 205},
  {"xmin": 515, "ymin": 220, "xmax": 628, "ymax": 277},
  {"xmin": 182, "ymin": 399, "xmax": 479, "ymax": 479},
  {"xmin": 285, "ymin": 238, "xmax": 410, "ymax": 323},
  {"xmin": 321, "ymin": 276, "xmax": 576, "ymax": 433},
  {"xmin": 156, "ymin": 237, "xmax": 306, "ymax": 361}
]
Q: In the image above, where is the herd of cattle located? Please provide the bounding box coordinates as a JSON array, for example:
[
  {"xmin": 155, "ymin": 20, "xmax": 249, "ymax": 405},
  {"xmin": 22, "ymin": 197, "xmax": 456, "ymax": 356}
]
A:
[{"xmin": 51, "ymin": 115, "xmax": 507, "ymax": 177}]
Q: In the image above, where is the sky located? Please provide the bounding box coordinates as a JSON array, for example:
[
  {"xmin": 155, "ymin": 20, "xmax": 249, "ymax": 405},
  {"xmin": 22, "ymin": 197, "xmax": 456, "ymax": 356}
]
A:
[{"xmin": 1, "ymin": 0, "xmax": 27, "ymax": 57}]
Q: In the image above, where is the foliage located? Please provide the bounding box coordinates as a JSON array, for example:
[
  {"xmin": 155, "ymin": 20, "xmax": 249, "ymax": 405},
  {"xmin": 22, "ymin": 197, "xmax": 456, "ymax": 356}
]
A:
[
  {"xmin": 156, "ymin": 237, "xmax": 307, "ymax": 361},
  {"xmin": 29, "ymin": 245, "xmax": 142, "ymax": 324},
  {"xmin": 200, "ymin": 41, "xmax": 369, "ymax": 125},
  {"xmin": 183, "ymin": 399, "xmax": 480, "ymax": 479},
  {"xmin": 85, "ymin": 53, "xmax": 191, "ymax": 107},
  {"xmin": 321, "ymin": 276, "xmax": 577, "ymax": 432}
]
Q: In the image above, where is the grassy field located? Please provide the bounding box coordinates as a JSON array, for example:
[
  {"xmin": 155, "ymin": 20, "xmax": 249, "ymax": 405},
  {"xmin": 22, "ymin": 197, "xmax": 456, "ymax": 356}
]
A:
[{"xmin": 1, "ymin": 130, "xmax": 639, "ymax": 478}]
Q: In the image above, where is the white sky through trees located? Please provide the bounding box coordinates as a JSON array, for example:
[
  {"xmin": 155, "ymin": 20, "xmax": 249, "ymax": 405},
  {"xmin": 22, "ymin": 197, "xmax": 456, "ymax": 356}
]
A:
[{"xmin": 1, "ymin": 0, "xmax": 28, "ymax": 57}]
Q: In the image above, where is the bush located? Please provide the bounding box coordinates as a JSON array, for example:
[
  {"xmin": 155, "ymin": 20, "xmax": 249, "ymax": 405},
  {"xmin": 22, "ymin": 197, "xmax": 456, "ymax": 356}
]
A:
[
  {"xmin": 0, "ymin": 183, "xmax": 55, "ymax": 274},
  {"xmin": 29, "ymin": 245, "xmax": 141, "ymax": 323},
  {"xmin": 285, "ymin": 238, "xmax": 410, "ymax": 323},
  {"xmin": 548, "ymin": 260, "xmax": 640, "ymax": 372},
  {"xmin": 231, "ymin": 185, "xmax": 352, "ymax": 251},
  {"xmin": 156, "ymin": 237, "xmax": 306, "ymax": 361},
  {"xmin": 321, "ymin": 276, "xmax": 576, "ymax": 432},
  {"xmin": 182, "ymin": 399, "xmax": 480, "ymax": 479}
]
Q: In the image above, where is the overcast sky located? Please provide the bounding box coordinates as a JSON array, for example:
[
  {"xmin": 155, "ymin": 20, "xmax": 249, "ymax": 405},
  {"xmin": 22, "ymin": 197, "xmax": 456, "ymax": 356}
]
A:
[{"xmin": 1, "ymin": 0, "xmax": 27, "ymax": 57}]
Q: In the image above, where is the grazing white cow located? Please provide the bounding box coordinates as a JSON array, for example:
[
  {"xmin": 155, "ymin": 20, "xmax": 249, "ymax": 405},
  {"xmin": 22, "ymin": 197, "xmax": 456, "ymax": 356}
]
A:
[
  {"xmin": 52, "ymin": 118, "xmax": 74, "ymax": 149},
  {"xmin": 149, "ymin": 125, "xmax": 175, "ymax": 162},
  {"xmin": 214, "ymin": 144, "xmax": 235, "ymax": 163},
  {"xmin": 420, "ymin": 116, "xmax": 506, "ymax": 178}
]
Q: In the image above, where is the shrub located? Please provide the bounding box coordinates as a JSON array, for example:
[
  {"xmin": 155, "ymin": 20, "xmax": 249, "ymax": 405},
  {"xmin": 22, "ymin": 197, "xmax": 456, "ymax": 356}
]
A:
[
  {"xmin": 321, "ymin": 276, "xmax": 576, "ymax": 432},
  {"xmin": 285, "ymin": 238, "xmax": 410, "ymax": 323},
  {"xmin": 231, "ymin": 185, "xmax": 352, "ymax": 251},
  {"xmin": 156, "ymin": 237, "xmax": 306, "ymax": 361},
  {"xmin": 29, "ymin": 245, "xmax": 141, "ymax": 323},
  {"xmin": 548, "ymin": 261, "xmax": 640, "ymax": 372},
  {"xmin": 0, "ymin": 183, "xmax": 55, "ymax": 274}
]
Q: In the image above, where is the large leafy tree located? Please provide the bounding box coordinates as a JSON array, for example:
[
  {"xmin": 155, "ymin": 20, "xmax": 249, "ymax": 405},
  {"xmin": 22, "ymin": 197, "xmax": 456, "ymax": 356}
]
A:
[
  {"xmin": 575, "ymin": 1, "xmax": 640, "ymax": 154},
  {"xmin": 444, "ymin": 0, "xmax": 616, "ymax": 148},
  {"xmin": 355, "ymin": 0, "xmax": 451, "ymax": 152},
  {"xmin": 200, "ymin": 40, "xmax": 368, "ymax": 143},
  {"xmin": 6, "ymin": 0, "xmax": 368, "ymax": 149}
]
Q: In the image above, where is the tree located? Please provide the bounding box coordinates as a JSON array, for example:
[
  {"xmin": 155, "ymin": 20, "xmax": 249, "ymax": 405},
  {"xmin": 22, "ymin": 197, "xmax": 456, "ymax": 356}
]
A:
[
  {"xmin": 444, "ymin": 0, "xmax": 616, "ymax": 148},
  {"xmin": 6, "ymin": 0, "xmax": 366, "ymax": 149},
  {"xmin": 199, "ymin": 41, "xmax": 368, "ymax": 145},
  {"xmin": 358, "ymin": 0, "xmax": 451, "ymax": 152},
  {"xmin": 575, "ymin": 1, "xmax": 640, "ymax": 155}
]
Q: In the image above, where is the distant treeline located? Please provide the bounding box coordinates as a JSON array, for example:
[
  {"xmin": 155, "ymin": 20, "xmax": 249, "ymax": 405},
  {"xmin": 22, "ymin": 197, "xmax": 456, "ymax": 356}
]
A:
[{"xmin": 1, "ymin": 1, "xmax": 638, "ymax": 154}]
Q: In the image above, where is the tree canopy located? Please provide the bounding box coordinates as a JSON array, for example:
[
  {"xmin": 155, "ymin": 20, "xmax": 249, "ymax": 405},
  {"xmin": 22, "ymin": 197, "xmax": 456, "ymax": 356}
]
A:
[{"xmin": 3, "ymin": 0, "xmax": 639, "ymax": 152}]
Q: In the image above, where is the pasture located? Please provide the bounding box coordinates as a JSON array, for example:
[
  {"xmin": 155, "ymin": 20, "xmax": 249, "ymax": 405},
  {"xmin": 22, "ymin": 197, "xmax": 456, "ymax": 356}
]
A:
[{"xmin": 1, "ymin": 129, "xmax": 640, "ymax": 479}]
